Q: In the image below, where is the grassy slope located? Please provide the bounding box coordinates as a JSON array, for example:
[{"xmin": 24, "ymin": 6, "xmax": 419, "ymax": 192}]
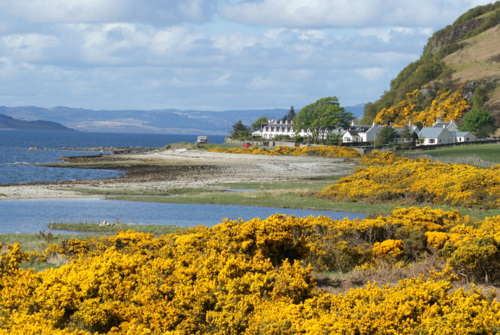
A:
[{"xmin": 443, "ymin": 26, "xmax": 500, "ymax": 83}]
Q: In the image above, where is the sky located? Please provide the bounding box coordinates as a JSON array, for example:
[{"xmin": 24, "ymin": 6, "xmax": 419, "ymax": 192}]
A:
[{"xmin": 0, "ymin": 0, "xmax": 494, "ymax": 112}]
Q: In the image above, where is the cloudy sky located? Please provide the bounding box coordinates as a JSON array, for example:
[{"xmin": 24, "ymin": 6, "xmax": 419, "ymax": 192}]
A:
[{"xmin": 0, "ymin": 0, "xmax": 493, "ymax": 111}]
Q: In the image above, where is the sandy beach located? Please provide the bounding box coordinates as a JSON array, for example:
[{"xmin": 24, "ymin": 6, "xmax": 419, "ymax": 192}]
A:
[{"xmin": 0, "ymin": 149, "xmax": 356, "ymax": 200}]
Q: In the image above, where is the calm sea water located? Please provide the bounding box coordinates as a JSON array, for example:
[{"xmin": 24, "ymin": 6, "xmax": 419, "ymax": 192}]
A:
[
  {"xmin": 0, "ymin": 198, "xmax": 365, "ymax": 234},
  {"xmin": 0, "ymin": 130, "xmax": 364, "ymax": 234},
  {"xmin": 0, "ymin": 130, "xmax": 225, "ymax": 184}
]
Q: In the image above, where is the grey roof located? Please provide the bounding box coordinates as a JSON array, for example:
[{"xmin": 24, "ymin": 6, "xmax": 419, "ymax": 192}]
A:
[
  {"xmin": 418, "ymin": 127, "xmax": 447, "ymax": 138},
  {"xmin": 433, "ymin": 122, "xmax": 449, "ymax": 128},
  {"xmin": 450, "ymin": 131, "xmax": 474, "ymax": 137},
  {"xmin": 348, "ymin": 125, "xmax": 371, "ymax": 132}
]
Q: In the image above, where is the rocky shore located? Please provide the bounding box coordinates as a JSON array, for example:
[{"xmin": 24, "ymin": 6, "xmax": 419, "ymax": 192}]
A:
[{"xmin": 0, "ymin": 148, "xmax": 356, "ymax": 199}]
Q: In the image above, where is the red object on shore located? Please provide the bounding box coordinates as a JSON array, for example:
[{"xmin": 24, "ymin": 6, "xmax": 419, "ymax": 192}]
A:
[{"xmin": 242, "ymin": 142, "xmax": 251, "ymax": 148}]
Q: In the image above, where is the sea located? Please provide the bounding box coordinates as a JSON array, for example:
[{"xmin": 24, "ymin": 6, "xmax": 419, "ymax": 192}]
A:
[
  {"xmin": 0, "ymin": 130, "xmax": 365, "ymax": 233},
  {"xmin": 0, "ymin": 130, "xmax": 225, "ymax": 184}
]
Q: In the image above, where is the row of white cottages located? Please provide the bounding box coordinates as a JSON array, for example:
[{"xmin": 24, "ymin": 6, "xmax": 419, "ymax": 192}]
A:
[{"xmin": 257, "ymin": 118, "xmax": 477, "ymax": 145}]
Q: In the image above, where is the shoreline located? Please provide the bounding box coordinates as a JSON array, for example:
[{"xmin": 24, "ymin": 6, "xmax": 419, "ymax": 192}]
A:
[{"xmin": 0, "ymin": 149, "xmax": 356, "ymax": 200}]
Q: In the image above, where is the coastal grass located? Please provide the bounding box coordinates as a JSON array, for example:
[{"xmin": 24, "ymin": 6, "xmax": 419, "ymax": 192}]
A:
[
  {"xmin": 408, "ymin": 143, "xmax": 500, "ymax": 163},
  {"xmin": 47, "ymin": 222, "xmax": 184, "ymax": 235},
  {"xmin": 0, "ymin": 232, "xmax": 105, "ymax": 254},
  {"xmin": 211, "ymin": 175, "xmax": 344, "ymax": 191},
  {"xmin": 69, "ymin": 187, "xmax": 218, "ymax": 196},
  {"xmin": 0, "ymin": 223, "xmax": 185, "ymax": 256}
]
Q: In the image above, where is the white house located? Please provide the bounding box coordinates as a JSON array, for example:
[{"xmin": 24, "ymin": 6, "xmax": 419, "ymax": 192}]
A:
[
  {"xmin": 260, "ymin": 119, "xmax": 296, "ymax": 139},
  {"xmin": 342, "ymin": 121, "xmax": 386, "ymax": 143},
  {"xmin": 259, "ymin": 118, "xmax": 477, "ymax": 145},
  {"xmin": 450, "ymin": 131, "xmax": 476, "ymax": 143},
  {"xmin": 259, "ymin": 118, "xmax": 343, "ymax": 140},
  {"xmin": 418, "ymin": 119, "xmax": 476, "ymax": 145},
  {"xmin": 417, "ymin": 127, "xmax": 455, "ymax": 145}
]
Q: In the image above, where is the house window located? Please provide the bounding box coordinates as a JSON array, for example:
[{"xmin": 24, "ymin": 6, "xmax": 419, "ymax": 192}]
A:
[
  {"xmin": 429, "ymin": 139, "xmax": 435, "ymax": 144},
  {"xmin": 345, "ymin": 137, "xmax": 351, "ymax": 142}
]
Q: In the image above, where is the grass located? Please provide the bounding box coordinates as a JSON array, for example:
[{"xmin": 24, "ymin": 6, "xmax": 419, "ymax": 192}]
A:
[
  {"xmin": 47, "ymin": 222, "xmax": 184, "ymax": 235},
  {"xmin": 212, "ymin": 175, "xmax": 343, "ymax": 191},
  {"xmin": 70, "ymin": 187, "xmax": 218, "ymax": 196},
  {"xmin": 0, "ymin": 223, "xmax": 186, "ymax": 260},
  {"xmin": 0, "ymin": 232, "xmax": 106, "ymax": 254},
  {"xmin": 410, "ymin": 143, "xmax": 500, "ymax": 163}
]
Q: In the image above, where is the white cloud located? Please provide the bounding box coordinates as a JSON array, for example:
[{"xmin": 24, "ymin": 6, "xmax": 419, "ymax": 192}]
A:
[
  {"xmin": 212, "ymin": 32, "xmax": 258, "ymax": 54},
  {"xmin": 355, "ymin": 67, "xmax": 385, "ymax": 81},
  {"xmin": 1, "ymin": 34, "xmax": 59, "ymax": 61},
  {"xmin": 0, "ymin": 0, "xmax": 123, "ymax": 24},
  {"xmin": 221, "ymin": 0, "xmax": 494, "ymax": 28},
  {"xmin": 0, "ymin": 0, "xmax": 493, "ymax": 111},
  {"xmin": 0, "ymin": 0, "xmax": 215, "ymax": 26}
]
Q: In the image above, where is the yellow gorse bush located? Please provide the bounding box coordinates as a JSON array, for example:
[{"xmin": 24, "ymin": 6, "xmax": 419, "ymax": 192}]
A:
[
  {"xmin": 1, "ymin": 207, "xmax": 500, "ymax": 334},
  {"xmin": 210, "ymin": 145, "xmax": 361, "ymax": 158},
  {"xmin": 320, "ymin": 151, "xmax": 500, "ymax": 209},
  {"xmin": 374, "ymin": 87, "xmax": 470, "ymax": 127}
]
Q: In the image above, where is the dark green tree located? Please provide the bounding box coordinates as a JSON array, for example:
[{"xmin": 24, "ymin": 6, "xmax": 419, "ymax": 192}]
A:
[
  {"xmin": 294, "ymin": 97, "xmax": 354, "ymax": 143},
  {"xmin": 282, "ymin": 106, "xmax": 296, "ymax": 122},
  {"xmin": 400, "ymin": 126, "xmax": 416, "ymax": 145},
  {"xmin": 460, "ymin": 109, "xmax": 497, "ymax": 138},
  {"xmin": 230, "ymin": 120, "xmax": 252, "ymax": 140},
  {"xmin": 375, "ymin": 126, "xmax": 399, "ymax": 147}
]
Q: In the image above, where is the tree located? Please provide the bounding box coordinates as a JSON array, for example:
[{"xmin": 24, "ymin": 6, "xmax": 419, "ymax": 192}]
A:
[
  {"xmin": 400, "ymin": 126, "xmax": 416, "ymax": 145},
  {"xmin": 459, "ymin": 109, "xmax": 496, "ymax": 138},
  {"xmin": 282, "ymin": 106, "xmax": 296, "ymax": 122},
  {"xmin": 294, "ymin": 97, "xmax": 354, "ymax": 143},
  {"xmin": 375, "ymin": 126, "xmax": 399, "ymax": 147},
  {"xmin": 230, "ymin": 120, "xmax": 252, "ymax": 140},
  {"xmin": 252, "ymin": 116, "xmax": 269, "ymax": 131}
]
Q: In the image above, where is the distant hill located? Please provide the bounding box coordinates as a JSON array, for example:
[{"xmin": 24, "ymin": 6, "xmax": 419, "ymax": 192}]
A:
[
  {"xmin": 0, "ymin": 113, "xmax": 74, "ymax": 131},
  {"xmin": 0, "ymin": 106, "xmax": 288, "ymax": 135},
  {"xmin": 360, "ymin": 2, "xmax": 500, "ymax": 130},
  {"xmin": 0, "ymin": 104, "xmax": 363, "ymax": 135}
]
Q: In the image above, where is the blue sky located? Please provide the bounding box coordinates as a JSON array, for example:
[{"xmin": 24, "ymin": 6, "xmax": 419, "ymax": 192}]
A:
[{"xmin": 0, "ymin": 0, "xmax": 493, "ymax": 111}]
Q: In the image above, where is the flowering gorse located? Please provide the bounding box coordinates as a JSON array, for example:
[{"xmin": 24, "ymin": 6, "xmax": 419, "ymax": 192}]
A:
[
  {"xmin": 1, "ymin": 207, "xmax": 500, "ymax": 334},
  {"xmin": 374, "ymin": 87, "xmax": 469, "ymax": 127},
  {"xmin": 320, "ymin": 151, "xmax": 500, "ymax": 209}
]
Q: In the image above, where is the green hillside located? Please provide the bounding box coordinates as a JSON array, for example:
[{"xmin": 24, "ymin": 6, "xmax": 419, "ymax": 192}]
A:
[{"xmin": 360, "ymin": 1, "xmax": 500, "ymax": 133}]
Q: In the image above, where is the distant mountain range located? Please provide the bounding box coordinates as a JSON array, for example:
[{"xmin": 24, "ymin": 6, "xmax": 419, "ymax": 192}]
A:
[
  {"xmin": 0, "ymin": 113, "xmax": 74, "ymax": 131},
  {"xmin": 0, "ymin": 104, "xmax": 365, "ymax": 134}
]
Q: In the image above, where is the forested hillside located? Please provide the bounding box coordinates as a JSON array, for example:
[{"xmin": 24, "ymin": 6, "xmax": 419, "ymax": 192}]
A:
[{"xmin": 360, "ymin": 2, "xmax": 500, "ymax": 134}]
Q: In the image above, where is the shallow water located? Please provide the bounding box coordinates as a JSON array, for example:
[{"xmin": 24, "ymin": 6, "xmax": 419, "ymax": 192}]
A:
[
  {"xmin": 0, "ymin": 130, "xmax": 225, "ymax": 184},
  {"xmin": 0, "ymin": 198, "xmax": 366, "ymax": 234}
]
